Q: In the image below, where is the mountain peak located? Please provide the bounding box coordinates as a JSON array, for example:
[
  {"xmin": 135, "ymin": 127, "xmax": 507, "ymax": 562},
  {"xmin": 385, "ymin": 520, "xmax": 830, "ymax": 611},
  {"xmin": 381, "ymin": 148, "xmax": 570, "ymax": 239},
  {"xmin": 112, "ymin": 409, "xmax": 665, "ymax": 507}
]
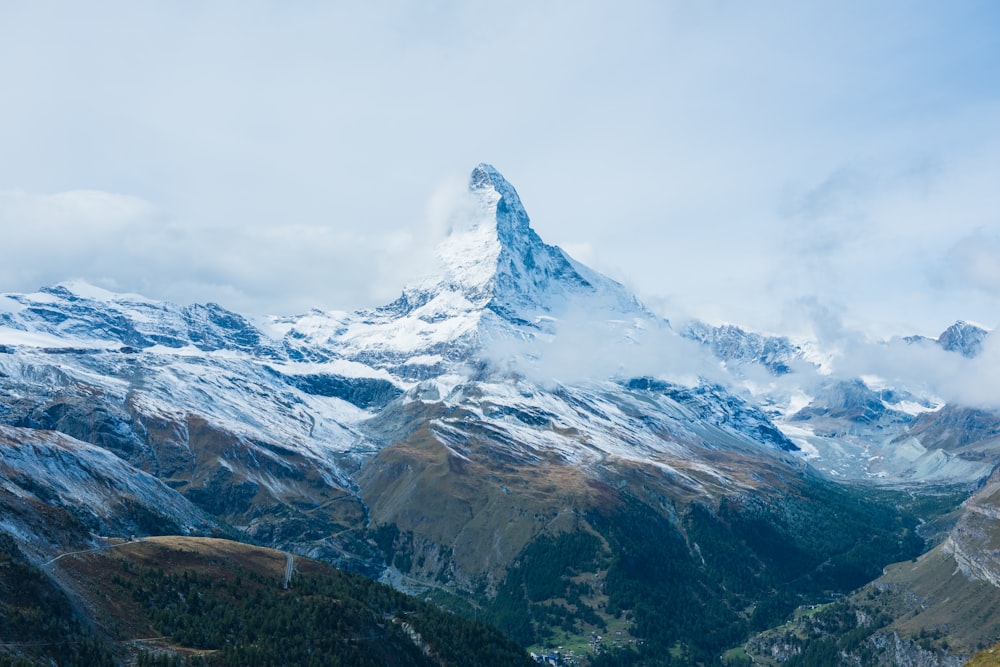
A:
[
  {"xmin": 466, "ymin": 163, "xmax": 532, "ymax": 248},
  {"xmin": 326, "ymin": 164, "xmax": 654, "ymax": 373},
  {"xmin": 938, "ymin": 320, "xmax": 990, "ymax": 358},
  {"xmin": 421, "ymin": 164, "xmax": 641, "ymax": 326},
  {"xmin": 469, "ymin": 162, "xmax": 508, "ymax": 193}
]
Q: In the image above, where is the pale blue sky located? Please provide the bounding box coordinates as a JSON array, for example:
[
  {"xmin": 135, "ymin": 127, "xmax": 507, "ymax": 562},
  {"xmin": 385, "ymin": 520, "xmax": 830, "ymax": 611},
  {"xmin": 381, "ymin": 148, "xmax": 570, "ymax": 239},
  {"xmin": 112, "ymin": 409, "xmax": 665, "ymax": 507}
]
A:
[{"xmin": 1, "ymin": 1, "xmax": 998, "ymax": 338}]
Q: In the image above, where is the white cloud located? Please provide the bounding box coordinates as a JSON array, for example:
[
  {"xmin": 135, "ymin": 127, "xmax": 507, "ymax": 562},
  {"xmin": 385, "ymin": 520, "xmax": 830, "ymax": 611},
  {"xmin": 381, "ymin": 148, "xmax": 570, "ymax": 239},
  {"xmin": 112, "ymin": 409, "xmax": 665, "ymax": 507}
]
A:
[
  {"xmin": 942, "ymin": 232, "xmax": 1000, "ymax": 295},
  {"xmin": 484, "ymin": 306, "xmax": 727, "ymax": 389},
  {"xmin": 773, "ymin": 305, "xmax": 1000, "ymax": 409},
  {"xmin": 0, "ymin": 189, "xmax": 158, "ymax": 290},
  {"xmin": 0, "ymin": 189, "xmax": 155, "ymax": 236}
]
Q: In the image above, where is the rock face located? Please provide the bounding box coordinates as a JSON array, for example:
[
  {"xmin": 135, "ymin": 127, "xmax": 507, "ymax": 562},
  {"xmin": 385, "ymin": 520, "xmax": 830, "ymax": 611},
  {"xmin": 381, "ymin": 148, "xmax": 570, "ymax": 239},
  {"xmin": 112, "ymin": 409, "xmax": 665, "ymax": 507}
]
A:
[
  {"xmin": 944, "ymin": 467, "xmax": 1000, "ymax": 589},
  {"xmin": 866, "ymin": 632, "xmax": 966, "ymax": 667},
  {"xmin": 682, "ymin": 321, "xmax": 799, "ymax": 375}
]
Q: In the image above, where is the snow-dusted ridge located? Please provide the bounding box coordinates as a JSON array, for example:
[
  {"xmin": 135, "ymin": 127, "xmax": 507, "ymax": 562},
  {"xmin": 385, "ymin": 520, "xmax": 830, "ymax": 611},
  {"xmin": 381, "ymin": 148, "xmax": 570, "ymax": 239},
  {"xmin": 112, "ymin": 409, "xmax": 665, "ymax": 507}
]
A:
[{"xmin": 0, "ymin": 424, "xmax": 219, "ymax": 560}]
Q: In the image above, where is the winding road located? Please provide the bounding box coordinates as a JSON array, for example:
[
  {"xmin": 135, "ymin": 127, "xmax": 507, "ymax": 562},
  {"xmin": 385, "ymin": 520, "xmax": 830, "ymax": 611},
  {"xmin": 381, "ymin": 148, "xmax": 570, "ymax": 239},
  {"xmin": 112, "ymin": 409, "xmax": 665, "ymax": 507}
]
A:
[{"xmin": 42, "ymin": 538, "xmax": 143, "ymax": 566}]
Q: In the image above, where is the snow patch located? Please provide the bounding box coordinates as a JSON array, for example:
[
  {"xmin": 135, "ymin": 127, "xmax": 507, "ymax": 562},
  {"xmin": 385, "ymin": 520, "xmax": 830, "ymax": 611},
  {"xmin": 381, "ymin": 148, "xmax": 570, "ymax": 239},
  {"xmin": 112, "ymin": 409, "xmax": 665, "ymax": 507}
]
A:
[
  {"xmin": 0, "ymin": 296, "xmax": 25, "ymax": 314},
  {"xmin": 888, "ymin": 399, "xmax": 942, "ymax": 416}
]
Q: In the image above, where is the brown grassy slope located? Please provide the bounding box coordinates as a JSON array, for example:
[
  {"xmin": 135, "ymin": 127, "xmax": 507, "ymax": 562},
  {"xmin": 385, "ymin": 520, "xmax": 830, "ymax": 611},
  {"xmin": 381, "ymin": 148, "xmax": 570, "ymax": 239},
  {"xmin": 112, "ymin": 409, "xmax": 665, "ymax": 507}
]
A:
[
  {"xmin": 359, "ymin": 425, "xmax": 620, "ymax": 590},
  {"xmin": 969, "ymin": 644, "xmax": 1000, "ymax": 666},
  {"xmin": 875, "ymin": 543, "xmax": 1000, "ymax": 654}
]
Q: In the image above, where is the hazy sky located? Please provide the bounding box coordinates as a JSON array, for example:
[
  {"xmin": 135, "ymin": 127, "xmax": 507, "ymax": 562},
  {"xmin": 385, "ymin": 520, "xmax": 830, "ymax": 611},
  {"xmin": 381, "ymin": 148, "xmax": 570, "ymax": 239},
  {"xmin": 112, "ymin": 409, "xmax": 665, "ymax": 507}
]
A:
[{"xmin": 2, "ymin": 1, "xmax": 999, "ymax": 339}]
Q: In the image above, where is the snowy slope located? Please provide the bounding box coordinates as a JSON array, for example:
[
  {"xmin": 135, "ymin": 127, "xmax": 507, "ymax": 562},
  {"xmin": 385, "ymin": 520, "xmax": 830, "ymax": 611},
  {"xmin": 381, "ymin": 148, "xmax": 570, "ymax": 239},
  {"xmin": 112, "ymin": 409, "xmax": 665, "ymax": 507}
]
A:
[
  {"xmin": 0, "ymin": 284, "xmax": 388, "ymax": 562},
  {"xmin": 0, "ymin": 424, "xmax": 218, "ymax": 559}
]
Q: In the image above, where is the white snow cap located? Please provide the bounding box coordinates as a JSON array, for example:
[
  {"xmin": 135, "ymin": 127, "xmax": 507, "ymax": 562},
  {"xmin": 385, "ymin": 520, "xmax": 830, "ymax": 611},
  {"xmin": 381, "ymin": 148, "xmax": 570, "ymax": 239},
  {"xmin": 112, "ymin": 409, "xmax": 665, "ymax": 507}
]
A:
[{"xmin": 429, "ymin": 163, "xmax": 642, "ymax": 325}]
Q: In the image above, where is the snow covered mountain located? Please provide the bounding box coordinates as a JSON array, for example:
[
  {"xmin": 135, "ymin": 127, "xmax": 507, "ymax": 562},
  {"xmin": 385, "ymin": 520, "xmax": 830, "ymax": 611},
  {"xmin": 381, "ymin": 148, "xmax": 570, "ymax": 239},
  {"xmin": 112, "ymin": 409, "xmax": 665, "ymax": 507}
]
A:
[
  {"xmin": 2, "ymin": 163, "xmax": 999, "ymax": 662},
  {"xmin": 271, "ymin": 163, "xmax": 656, "ymax": 384},
  {"xmin": 0, "ymin": 165, "xmax": 800, "ymax": 554},
  {"xmin": 935, "ymin": 320, "xmax": 990, "ymax": 358},
  {"xmin": 0, "ymin": 283, "xmax": 381, "ymax": 565},
  {"xmin": 678, "ymin": 317, "xmax": 999, "ymax": 486},
  {"xmin": 0, "ymin": 165, "xmax": 993, "ymax": 554},
  {"xmin": 0, "ymin": 165, "xmax": 795, "ymax": 525}
]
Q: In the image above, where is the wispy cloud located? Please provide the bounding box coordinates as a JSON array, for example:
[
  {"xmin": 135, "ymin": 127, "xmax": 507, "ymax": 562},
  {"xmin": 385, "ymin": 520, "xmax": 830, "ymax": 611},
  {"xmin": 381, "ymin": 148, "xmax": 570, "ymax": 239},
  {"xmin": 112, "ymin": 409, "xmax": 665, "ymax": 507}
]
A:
[{"xmin": 484, "ymin": 306, "xmax": 726, "ymax": 389}]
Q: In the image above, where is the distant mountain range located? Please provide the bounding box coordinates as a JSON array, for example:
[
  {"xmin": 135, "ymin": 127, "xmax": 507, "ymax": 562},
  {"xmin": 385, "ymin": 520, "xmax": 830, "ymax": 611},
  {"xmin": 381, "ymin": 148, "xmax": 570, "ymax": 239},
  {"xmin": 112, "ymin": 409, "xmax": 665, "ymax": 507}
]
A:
[{"xmin": 2, "ymin": 164, "xmax": 999, "ymax": 665}]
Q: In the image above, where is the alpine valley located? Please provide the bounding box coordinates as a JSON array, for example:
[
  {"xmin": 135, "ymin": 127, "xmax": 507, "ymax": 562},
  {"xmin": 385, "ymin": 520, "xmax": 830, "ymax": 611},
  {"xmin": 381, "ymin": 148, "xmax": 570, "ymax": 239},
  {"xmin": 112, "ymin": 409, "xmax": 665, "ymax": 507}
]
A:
[{"xmin": 2, "ymin": 164, "xmax": 1000, "ymax": 666}]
